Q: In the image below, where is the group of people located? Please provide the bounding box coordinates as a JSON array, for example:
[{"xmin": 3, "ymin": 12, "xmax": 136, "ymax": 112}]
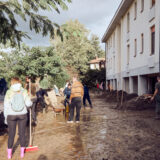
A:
[
  {"xmin": 3, "ymin": 74, "xmax": 160, "ymax": 159},
  {"xmin": 63, "ymin": 76, "xmax": 92, "ymax": 123},
  {"xmin": 3, "ymin": 76, "xmax": 93, "ymax": 159}
]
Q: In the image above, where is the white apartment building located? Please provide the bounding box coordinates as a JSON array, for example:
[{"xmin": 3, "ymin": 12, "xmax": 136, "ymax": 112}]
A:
[{"xmin": 102, "ymin": 0, "xmax": 160, "ymax": 95}]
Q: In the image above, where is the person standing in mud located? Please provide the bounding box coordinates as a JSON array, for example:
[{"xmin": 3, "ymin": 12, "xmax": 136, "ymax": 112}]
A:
[
  {"xmin": 151, "ymin": 74, "xmax": 160, "ymax": 119},
  {"xmin": 36, "ymin": 88, "xmax": 48, "ymax": 113},
  {"xmin": 83, "ymin": 84, "xmax": 93, "ymax": 108},
  {"xmin": 4, "ymin": 78, "xmax": 32, "ymax": 159},
  {"xmin": 67, "ymin": 76, "xmax": 84, "ymax": 123}
]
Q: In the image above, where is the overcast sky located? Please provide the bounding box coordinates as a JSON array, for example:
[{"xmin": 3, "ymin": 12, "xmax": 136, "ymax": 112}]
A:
[{"xmin": 22, "ymin": 0, "xmax": 122, "ymax": 49}]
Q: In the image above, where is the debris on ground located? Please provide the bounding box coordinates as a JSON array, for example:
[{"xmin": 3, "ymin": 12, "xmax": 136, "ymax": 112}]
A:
[{"xmin": 95, "ymin": 90, "xmax": 155, "ymax": 110}]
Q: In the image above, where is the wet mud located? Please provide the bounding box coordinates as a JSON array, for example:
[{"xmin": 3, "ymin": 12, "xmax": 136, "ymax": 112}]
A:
[{"xmin": 0, "ymin": 95, "xmax": 160, "ymax": 160}]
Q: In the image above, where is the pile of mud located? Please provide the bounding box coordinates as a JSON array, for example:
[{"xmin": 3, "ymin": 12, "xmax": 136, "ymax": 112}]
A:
[
  {"xmin": 96, "ymin": 90, "xmax": 155, "ymax": 110},
  {"xmin": 119, "ymin": 94, "xmax": 155, "ymax": 110}
]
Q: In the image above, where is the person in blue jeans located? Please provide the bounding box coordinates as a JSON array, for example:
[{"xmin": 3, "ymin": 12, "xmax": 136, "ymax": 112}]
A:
[{"xmin": 83, "ymin": 84, "xmax": 92, "ymax": 108}]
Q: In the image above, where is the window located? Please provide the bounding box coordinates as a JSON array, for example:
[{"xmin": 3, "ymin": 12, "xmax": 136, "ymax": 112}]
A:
[
  {"xmin": 151, "ymin": 25, "xmax": 155, "ymax": 55},
  {"xmin": 141, "ymin": 33, "xmax": 144, "ymax": 53},
  {"xmin": 134, "ymin": 39, "xmax": 137, "ymax": 57},
  {"xmin": 151, "ymin": 0, "xmax": 155, "ymax": 7},
  {"xmin": 127, "ymin": 45, "xmax": 130, "ymax": 64},
  {"xmin": 141, "ymin": 0, "xmax": 144, "ymax": 12},
  {"xmin": 127, "ymin": 13, "xmax": 130, "ymax": 32},
  {"xmin": 134, "ymin": 2, "xmax": 137, "ymax": 20}
]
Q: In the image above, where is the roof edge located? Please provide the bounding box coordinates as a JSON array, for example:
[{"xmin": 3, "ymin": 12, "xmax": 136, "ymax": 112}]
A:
[{"xmin": 102, "ymin": 0, "xmax": 134, "ymax": 43}]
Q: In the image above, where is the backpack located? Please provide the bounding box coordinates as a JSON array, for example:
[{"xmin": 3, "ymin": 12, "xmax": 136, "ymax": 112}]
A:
[{"xmin": 11, "ymin": 91, "xmax": 25, "ymax": 112}]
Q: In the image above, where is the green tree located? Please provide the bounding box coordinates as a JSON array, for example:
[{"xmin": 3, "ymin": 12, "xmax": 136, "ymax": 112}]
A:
[
  {"xmin": 0, "ymin": 45, "xmax": 69, "ymax": 87},
  {"xmin": 0, "ymin": 0, "xmax": 71, "ymax": 46},
  {"xmin": 51, "ymin": 20, "xmax": 105, "ymax": 77},
  {"xmin": 88, "ymin": 34, "xmax": 105, "ymax": 60}
]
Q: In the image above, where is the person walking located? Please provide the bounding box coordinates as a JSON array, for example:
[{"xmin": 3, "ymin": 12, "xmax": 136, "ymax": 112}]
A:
[
  {"xmin": 151, "ymin": 74, "xmax": 160, "ymax": 119},
  {"xmin": 67, "ymin": 76, "xmax": 84, "ymax": 123},
  {"xmin": 4, "ymin": 77, "xmax": 32, "ymax": 159},
  {"xmin": 83, "ymin": 84, "xmax": 92, "ymax": 108}
]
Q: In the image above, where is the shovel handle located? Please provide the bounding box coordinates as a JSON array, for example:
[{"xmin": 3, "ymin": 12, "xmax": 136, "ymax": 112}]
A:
[{"xmin": 29, "ymin": 107, "xmax": 32, "ymax": 146}]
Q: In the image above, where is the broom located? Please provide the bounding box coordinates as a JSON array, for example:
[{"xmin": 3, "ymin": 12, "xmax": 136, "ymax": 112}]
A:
[{"xmin": 25, "ymin": 79, "xmax": 38, "ymax": 152}]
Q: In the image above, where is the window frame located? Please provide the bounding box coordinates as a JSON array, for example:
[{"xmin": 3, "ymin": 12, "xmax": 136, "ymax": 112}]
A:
[
  {"xmin": 140, "ymin": 33, "xmax": 144, "ymax": 54},
  {"xmin": 127, "ymin": 45, "xmax": 130, "ymax": 65},
  {"xmin": 134, "ymin": 39, "xmax": 137, "ymax": 57},
  {"xmin": 134, "ymin": 2, "xmax": 137, "ymax": 20},
  {"xmin": 151, "ymin": 0, "xmax": 155, "ymax": 7},
  {"xmin": 127, "ymin": 12, "xmax": 130, "ymax": 32},
  {"xmin": 151, "ymin": 25, "xmax": 155, "ymax": 55},
  {"xmin": 141, "ymin": 0, "xmax": 144, "ymax": 12}
]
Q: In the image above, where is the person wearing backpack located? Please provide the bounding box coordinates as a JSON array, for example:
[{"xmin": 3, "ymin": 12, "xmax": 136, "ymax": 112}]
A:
[{"xmin": 4, "ymin": 77, "xmax": 32, "ymax": 159}]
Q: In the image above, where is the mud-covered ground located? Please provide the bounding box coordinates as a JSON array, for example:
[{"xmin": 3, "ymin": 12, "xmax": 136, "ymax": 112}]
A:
[{"xmin": 0, "ymin": 94, "xmax": 160, "ymax": 160}]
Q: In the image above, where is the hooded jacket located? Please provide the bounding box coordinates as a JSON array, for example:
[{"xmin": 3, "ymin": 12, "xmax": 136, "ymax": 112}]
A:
[{"xmin": 4, "ymin": 83, "xmax": 32, "ymax": 122}]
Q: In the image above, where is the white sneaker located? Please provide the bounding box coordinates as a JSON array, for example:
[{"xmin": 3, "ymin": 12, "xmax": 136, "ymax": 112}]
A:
[
  {"xmin": 76, "ymin": 121, "xmax": 80, "ymax": 123},
  {"xmin": 67, "ymin": 121, "xmax": 74, "ymax": 123}
]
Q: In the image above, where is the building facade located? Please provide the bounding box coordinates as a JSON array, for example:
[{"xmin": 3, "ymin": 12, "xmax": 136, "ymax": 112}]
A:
[{"xmin": 102, "ymin": 0, "xmax": 160, "ymax": 95}]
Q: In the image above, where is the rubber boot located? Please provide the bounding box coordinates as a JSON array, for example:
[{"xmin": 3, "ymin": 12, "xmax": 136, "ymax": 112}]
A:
[
  {"xmin": 20, "ymin": 147, "xmax": 25, "ymax": 158},
  {"xmin": 7, "ymin": 149, "xmax": 12, "ymax": 159}
]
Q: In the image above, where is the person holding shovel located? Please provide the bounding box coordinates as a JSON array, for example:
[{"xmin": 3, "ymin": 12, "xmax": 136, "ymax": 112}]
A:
[
  {"xmin": 4, "ymin": 77, "xmax": 32, "ymax": 159},
  {"xmin": 151, "ymin": 74, "xmax": 160, "ymax": 119}
]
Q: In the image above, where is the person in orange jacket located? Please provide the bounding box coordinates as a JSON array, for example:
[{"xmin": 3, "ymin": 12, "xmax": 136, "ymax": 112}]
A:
[{"xmin": 67, "ymin": 76, "xmax": 84, "ymax": 123}]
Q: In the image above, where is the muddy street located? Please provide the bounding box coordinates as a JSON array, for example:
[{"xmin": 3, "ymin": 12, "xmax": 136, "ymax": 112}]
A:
[{"xmin": 0, "ymin": 95, "xmax": 160, "ymax": 160}]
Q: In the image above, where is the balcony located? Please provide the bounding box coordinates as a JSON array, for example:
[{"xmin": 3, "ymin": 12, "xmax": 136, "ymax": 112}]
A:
[{"xmin": 149, "ymin": 5, "xmax": 155, "ymax": 22}]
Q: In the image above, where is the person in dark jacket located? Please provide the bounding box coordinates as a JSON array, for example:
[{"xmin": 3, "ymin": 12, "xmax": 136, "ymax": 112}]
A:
[
  {"xmin": 83, "ymin": 84, "xmax": 92, "ymax": 108},
  {"xmin": 63, "ymin": 83, "xmax": 71, "ymax": 108},
  {"xmin": 36, "ymin": 88, "xmax": 48, "ymax": 113},
  {"xmin": 151, "ymin": 74, "xmax": 160, "ymax": 119}
]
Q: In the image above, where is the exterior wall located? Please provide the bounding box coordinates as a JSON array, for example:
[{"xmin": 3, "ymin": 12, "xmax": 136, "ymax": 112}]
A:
[{"xmin": 105, "ymin": 0, "xmax": 160, "ymax": 95}]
